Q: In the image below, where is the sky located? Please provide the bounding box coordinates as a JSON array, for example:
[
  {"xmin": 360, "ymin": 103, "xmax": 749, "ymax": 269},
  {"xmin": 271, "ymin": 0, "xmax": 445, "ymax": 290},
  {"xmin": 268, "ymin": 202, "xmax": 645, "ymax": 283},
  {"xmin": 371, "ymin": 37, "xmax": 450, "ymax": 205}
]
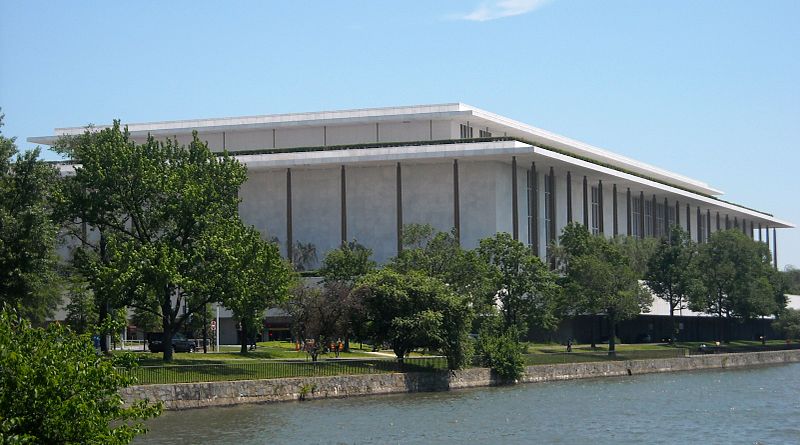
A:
[{"xmin": 1, "ymin": 0, "xmax": 798, "ymax": 267}]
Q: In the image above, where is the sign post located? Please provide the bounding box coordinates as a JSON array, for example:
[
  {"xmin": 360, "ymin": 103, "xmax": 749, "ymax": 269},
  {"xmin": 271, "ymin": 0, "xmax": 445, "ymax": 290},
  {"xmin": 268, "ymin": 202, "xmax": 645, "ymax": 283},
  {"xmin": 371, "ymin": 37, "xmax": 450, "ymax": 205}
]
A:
[{"xmin": 215, "ymin": 305, "xmax": 220, "ymax": 352}]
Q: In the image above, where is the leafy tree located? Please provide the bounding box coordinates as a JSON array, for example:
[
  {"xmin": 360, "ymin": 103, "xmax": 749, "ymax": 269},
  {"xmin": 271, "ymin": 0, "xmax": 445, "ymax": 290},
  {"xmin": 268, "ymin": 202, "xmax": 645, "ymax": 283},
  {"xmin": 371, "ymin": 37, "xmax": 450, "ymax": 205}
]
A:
[
  {"xmin": 0, "ymin": 113, "xmax": 62, "ymax": 324},
  {"xmin": 0, "ymin": 307, "xmax": 161, "ymax": 444},
  {"xmin": 352, "ymin": 269, "xmax": 474, "ymax": 369},
  {"xmin": 690, "ymin": 230, "xmax": 785, "ymax": 342},
  {"xmin": 390, "ymin": 228, "xmax": 493, "ymax": 314},
  {"xmin": 477, "ymin": 232, "xmax": 560, "ymax": 333},
  {"xmin": 284, "ymin": 282, "xmax": 357, "ymax": 361},
  {"xmin": 64, "ymin": 275, "xmax": 98, "ymax": 334},
  {"xmin": 560, "ymin": 223, "xmax": 651, "ymax": 353},
  {"xmin": 772, "ymin": 308, "xmax": 800, "ymax": 340},
  {"xmin": 292, "ymin": 241, "xmax": 317, "ymax": 271},
  {"xmin": 780, "ymin": 265, "xmax": 800, "ymax": 294},
  {"xmin": 475, "ymin": 314, "xmax": 525, "ymax": 382},
  {"xmin": 613, "ymin": 235, "xmax": 658, "ymax": 278},
  {"xmin": 644, "ymin": 226, "xmax": 701, "ymax": 342},
  {"xmin": 209, "ymin": 222, "xmax": 296, "ymax": 354},
  {"xmin": 55, "ymin": 123, "xmax": 247, "ymax": 362},
  {"xmin": 401, "ymin": 223, "xmax": 436, "ymax": 249},
  {"xmin": 319, "ymin": 240, "xmax": 376, "ymax": 286}
]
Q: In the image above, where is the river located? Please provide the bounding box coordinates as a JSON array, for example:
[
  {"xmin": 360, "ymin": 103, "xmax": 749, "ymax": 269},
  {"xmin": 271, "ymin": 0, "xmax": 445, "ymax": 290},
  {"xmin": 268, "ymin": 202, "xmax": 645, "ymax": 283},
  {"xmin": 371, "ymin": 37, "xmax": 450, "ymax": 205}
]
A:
[{"xmin": 135, "ymin": 363, "xmax": 800, "ymax": 444}]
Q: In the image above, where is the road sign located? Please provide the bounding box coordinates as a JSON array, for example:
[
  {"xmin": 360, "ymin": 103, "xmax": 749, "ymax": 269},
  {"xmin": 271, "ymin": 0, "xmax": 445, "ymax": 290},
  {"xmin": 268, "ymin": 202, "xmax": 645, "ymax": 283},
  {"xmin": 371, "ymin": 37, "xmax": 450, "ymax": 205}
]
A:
[{"xmin": 210, "ymin": 320, "xmax": 217, "ymax": 331}]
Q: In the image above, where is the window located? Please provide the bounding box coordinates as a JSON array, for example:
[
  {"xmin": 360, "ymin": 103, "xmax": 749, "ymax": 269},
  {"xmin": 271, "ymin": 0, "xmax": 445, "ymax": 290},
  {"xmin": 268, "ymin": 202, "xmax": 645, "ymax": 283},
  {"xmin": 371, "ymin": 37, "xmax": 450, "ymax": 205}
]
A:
[
  {"xmin": 644, "ymin": 199, "xmax": 653, "ymax": 237},
  {"xmin": 631, "ymin": 196, "xmax": 641, "ymax": 238},
  {"xmin": 591, "ymin": 186, "xmax": 600, "ymax": 235},
  {"xmin": 667, "ymin": 206, "xmax": 676, "ymax": 231},
  {"xmin": 655, "ymin": 203, "xmax": 665, "ymax": 238},
  {"xmin": 698, "ymin": 213, "xmax": 706, "ymax": 243},
  {"xmin": 479, "ymin": 129, "xmax": 492, "ymax": 138},
  {"xmin": 460, "ymin": 124, "xmax": 473, "ymax": 139},
  {"xmin": 544, "ymin": 174, "xmax": 552, "ymax": 243}
]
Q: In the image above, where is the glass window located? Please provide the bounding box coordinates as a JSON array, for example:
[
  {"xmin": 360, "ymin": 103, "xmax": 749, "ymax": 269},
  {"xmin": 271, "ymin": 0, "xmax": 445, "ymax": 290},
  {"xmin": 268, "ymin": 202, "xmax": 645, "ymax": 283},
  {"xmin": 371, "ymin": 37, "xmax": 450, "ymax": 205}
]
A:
[
  {"xmin": 631, "ymin": 197, "xmax": 641, "ymax": 238},
  {"xmin": 644, "ymin": 199, "xmax": 653, "ymax": 237},
  {"xmin": 544, "ymin": 174, "xmax": 552, "ymax": 243},
  {"xmin": 655, "ymin": 203, "xmax": 665, "ymax": 238},
  {"xmin": 591, "ymin": 186, "xmax": 600, "ymax": 235}
]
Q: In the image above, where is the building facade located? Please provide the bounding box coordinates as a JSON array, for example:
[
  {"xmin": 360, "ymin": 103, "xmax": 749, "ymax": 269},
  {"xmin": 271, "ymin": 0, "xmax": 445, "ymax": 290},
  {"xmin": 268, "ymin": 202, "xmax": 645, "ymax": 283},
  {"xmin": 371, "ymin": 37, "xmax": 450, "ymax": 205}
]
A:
[{"xmin": 32, "ymin": 104, "xmax": 794, "ymax": 343}]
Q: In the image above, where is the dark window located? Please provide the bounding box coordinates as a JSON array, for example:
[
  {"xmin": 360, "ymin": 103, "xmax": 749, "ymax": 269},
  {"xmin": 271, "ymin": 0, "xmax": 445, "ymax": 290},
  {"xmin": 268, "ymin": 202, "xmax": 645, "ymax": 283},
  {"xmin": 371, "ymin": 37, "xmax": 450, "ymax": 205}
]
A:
[
  {"xmin": 631, "ymin": 197, "xmax": 641, "ymax": 238},
  {"xmin": 644, "ymin": 200, "xmax": 653, "ymax": 237},
  {"xmin": 479, "ymin": 129, "xmax": 492, "ymax": 138},
  {"xmin": 591, "ymin": 186, "xmax": 600, "ymax": 235},
  {"xmin": 460, "ymin": 124, "xmax": 473, "ymax": 139},
  {"xmin": 655, "ymin": 203, "xmax": 665, "ymax": 238}
]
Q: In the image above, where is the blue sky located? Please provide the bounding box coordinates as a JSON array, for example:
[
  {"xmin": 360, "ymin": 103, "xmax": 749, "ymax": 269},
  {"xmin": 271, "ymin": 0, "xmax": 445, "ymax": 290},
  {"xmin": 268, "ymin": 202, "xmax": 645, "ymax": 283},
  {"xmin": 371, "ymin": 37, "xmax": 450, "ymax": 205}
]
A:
[{"xmin": 1, "ymin": 1, "xmax": 798, "ymax": 267}]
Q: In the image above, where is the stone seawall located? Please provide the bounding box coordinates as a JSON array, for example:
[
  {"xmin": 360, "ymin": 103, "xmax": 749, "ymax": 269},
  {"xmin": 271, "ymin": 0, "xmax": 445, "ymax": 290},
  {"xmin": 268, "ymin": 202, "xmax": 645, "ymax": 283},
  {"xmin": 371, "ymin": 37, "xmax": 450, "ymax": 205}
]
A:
[{"xmin": 122, "ymin": 349, "xmax": 800, "ymax": 410}]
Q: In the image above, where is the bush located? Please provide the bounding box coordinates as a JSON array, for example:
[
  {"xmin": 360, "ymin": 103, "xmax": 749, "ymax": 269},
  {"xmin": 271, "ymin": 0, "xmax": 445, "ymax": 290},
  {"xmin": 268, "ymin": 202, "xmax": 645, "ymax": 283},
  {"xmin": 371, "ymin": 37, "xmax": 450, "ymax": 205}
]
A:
[
  {"xmin": 773, "ymin": 308, "xmax": 800, "ymax": 340},
  {"xmin": 0, "ymin": 307, "xmax": 161, "ymax": 444},
  {"xmin": 476, "ymin": 319, "xmax": 525, "ymax": 382}
]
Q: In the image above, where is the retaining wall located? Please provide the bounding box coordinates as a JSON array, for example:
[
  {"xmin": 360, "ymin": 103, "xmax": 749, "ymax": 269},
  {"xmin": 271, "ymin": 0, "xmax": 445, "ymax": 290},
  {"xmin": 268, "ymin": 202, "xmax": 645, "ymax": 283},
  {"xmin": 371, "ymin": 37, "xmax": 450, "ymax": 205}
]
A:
[{"xmin": 121, "ymin": 349, "xmax": 800, "ymax": 410}]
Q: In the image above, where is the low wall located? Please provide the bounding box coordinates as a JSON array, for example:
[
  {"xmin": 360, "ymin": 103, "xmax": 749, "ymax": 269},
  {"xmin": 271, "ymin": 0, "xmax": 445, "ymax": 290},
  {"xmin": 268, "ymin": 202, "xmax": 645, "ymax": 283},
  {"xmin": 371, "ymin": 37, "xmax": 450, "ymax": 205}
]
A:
[{"xmin": 122, "ymin": 349, "xmax": 800, "ymax": 410}]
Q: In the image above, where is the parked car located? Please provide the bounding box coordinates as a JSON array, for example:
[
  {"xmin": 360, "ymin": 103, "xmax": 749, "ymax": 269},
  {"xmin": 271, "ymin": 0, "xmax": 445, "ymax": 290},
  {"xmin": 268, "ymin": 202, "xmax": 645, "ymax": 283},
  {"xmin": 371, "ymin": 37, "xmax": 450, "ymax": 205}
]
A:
[{"xmin": 147, "ymin": 332, "xmax": 196, "ymax": 353}]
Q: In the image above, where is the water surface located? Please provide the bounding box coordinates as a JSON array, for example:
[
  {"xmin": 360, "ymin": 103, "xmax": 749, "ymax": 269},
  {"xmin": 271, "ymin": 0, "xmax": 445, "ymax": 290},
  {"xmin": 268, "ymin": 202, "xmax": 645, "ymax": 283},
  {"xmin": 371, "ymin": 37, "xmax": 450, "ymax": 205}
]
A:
[{"xmin": 135, "ymin": 363, "xmax": 800, "ymax": 444}]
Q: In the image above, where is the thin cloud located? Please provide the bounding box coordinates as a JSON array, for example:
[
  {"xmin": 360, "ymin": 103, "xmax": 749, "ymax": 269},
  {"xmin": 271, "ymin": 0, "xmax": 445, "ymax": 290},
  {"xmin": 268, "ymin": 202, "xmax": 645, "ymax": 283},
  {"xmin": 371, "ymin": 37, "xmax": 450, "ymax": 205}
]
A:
[{"xmin": 455, "ymin": 0, "xmax": 552, "ymax": 22}]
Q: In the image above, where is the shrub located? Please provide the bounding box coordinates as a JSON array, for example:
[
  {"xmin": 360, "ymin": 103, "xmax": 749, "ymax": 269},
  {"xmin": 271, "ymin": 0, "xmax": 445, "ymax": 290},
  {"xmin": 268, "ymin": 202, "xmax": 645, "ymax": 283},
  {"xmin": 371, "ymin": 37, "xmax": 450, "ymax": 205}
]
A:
[{"xmin": 476, "ymin": 319, "xmax": 525, "ymax": 382}]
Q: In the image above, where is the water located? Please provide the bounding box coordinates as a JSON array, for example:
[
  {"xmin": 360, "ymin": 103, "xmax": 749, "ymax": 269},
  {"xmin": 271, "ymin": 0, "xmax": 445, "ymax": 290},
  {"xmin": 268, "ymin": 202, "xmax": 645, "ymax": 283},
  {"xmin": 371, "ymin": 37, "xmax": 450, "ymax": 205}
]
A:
[{"xmin": 135, "ymin": 363, "xmax": 800, "ymax": 444}]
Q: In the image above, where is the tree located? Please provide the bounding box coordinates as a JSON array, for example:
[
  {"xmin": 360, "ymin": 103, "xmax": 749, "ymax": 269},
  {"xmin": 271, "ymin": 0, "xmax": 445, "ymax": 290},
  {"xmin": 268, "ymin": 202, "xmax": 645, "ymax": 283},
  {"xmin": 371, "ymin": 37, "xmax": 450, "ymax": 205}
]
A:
[
  {"xmin": 560, "ymin": 223, "xmax": 651, "ymax": 353},
  {"xmin": 319, "ymin": 240, "xmax": 376, "ymax": 286},
  {"xmin": 55, "ymin": 123, "xmax": 247, "ymax": 362},
  {"xmin": 644, "ymin": 226, "xmax": 701, "ymax": 342},
  {"xmin": 352, "ymin": 269, "xmax": 474, "ymax": 369},
  {"xmin": 0, "ymin": 307, "xmax": 161, "ymax": 444},
  {"xmin": 780, "ymin": 266, "xmax": 800, "ymax": 294},
  {"xmin": 292, "ymin": 241, "xmax": 317, "ymax": 271},
  {"xmin": 284, "ymin": 282, "xmax": 356, "ymax": 361},
  {"xmin": 0, "ymin": 113, "xmax": 62, "ymax": 324},
  {"xmin": 475, "ymin": 314, "xmax": 525, "ymax": 382},
  {"xmin": 690, "ymin": 230, "xmax": 784, "ymax": 342},
  {"xmin": 613, "ymin": 235, "xmax": 658, "ymax": 278},
  {"xmin": 772, "ymin": 308, "xmax": 800, "ymax": 340},
  {"xmin": 64, "ymin": 275, "xmax": 98, "ymax": 335},
  {"xmin": 210, "ymin": 221, "xmax": 296, "ymax": 354},
  {"xmin": 477, "ymin": 232, "xmax": 560, "ymax": 334}
]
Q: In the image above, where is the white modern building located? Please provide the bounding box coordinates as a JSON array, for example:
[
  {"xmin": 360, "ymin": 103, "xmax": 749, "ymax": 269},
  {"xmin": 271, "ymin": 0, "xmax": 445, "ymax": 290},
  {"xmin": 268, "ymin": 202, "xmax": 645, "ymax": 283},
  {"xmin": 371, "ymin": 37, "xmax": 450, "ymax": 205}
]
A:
[{"xmin": 32, "ymin": 103, "xmax": 794, "ymax": 343}]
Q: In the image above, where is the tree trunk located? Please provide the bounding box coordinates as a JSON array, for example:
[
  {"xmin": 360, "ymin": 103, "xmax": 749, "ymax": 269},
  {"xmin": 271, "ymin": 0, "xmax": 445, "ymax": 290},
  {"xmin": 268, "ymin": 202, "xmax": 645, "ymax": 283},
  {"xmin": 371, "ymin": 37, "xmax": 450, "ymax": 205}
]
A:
[
  {"xmin": 98, "ymin": 301, "xmax": 109, "ymax": 353},
  {"xmin": 608, "ymin": 314, "xmax": 617, "ymax": 355},
  {"xmin": 162, "ymin": 328, "xmax": 174, "ymax": 362},
  {"xmin": 240, "ymin": 318, "xmax": 249, "ymax": 354}
]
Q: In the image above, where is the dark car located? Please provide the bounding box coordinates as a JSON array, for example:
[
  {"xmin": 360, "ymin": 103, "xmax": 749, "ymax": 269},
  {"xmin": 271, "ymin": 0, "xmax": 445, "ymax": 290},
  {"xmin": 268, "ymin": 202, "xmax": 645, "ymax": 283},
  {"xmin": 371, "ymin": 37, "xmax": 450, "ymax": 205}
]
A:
[{"xmin": 147, "ymin": 332, "xmax": 195, "ymax": 353}]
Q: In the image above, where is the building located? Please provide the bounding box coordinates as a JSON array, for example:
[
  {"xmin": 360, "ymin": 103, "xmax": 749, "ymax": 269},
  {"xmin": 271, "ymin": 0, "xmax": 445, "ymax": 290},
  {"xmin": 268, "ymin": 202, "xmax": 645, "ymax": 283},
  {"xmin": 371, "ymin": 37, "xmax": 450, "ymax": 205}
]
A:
[{"xmin": 31, "ymin": 103, "xmax": 794, "ymax": 343}]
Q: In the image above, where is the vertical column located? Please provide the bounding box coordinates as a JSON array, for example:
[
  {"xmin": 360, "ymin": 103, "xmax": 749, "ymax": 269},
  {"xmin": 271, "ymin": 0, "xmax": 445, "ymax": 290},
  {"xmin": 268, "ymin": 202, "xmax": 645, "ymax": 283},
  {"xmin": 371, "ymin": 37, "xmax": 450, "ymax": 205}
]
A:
[
  {"xmin": 716, "ymin": 212, "xmax": 720, "ymax": 231},
  {"xmin": 706, "ymin": 209, "xmax": 711, "ymax": 242},
  {"xmin": 651, "ymin": 194, "xmax": 657, "ymax": 237},
  {"xmin": 286, "ymin": 168, "xmax": 293, "ymax": 262},
  {"xmin": 639, "ymin": 191, "xmax": 645, "ymax": 239},
  {"xmin": 453, "ymin": 159, "xmax": 460, "ymax": 244},
  {"xmin": 696, "ymin": 207, "xmax": 701, "ymax": 243},
  {"xmin": 685, "ymin": 203, "xmax": 691, "ymax": 237},
  {"xmin": 749, "ymin": 221, "xmax": 753, "ymax": 239},
  {"xmin": 626, "ymin": 188, "xmax": 632, "ymax": 236},
  {"xmin": 758, "ymin": 223, "xmax": 762, "ymax": 242},
  {"xmin": 340, "ymin": 165, "xmax": 347, "ymax": 244},
  {"xmin": 773, "ymin": 229, "xmax": 778, "ymax": 270},
  {"xmin": 549, "ymin": 167, "xmax": 556, "ymax": 244},
  {"xmin": 583, "ymin": 176, "xmax": 589, "ymax": 227},
  {"xmin": 396, "ymin": 162, "xmax": 403, "ymax": 254},
  {"xmin": 598, "ymin": 180, "xmax": 605, "ymax": 235},
  {"xmin": 531, "ymin": 162, "xmax": 539, "ymax": 255},
  {"xmin": 566, "ymin": 172, "xmax": 573, "ymax": 223},
  {"xmin": 512, "ymin": 157, "xmax": 519, "ymax": 240},
  {"xmin": 612, "ymin": 184, "xmax": 618, "ymax": 236},
  {"xmin": 766, "ymin": 225, "xmax": 770, "ymax": 248},
  {"xmin": 725, "ymin": 214, "xmax": 730, "ymax": 230}
]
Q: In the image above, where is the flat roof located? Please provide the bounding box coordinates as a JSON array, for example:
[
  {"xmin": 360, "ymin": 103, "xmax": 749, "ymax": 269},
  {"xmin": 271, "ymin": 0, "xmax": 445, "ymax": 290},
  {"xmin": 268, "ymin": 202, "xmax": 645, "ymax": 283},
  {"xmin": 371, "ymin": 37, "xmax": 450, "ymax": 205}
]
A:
[{"xmin": 30, "ymin": 103, "xmax": 720, "ymax": 195}]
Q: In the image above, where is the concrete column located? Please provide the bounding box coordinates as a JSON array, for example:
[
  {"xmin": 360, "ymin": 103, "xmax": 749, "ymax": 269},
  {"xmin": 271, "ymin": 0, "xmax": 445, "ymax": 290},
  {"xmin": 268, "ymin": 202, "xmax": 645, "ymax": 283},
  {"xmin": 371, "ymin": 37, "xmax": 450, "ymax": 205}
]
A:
[
  {"xmin": 696, "ymin": 206, "xmax": 701, "ymax": 243},
  {"xmin": 612, "ymin": 184, "xmax": 618, "ymax": 236},
  {"xmin": 706, "ymin": 209, "xmax": 711, "ymax": 242},
  {"xmin": 766, "ymin": 225, "xmax": 770, "ymax": 248},
  {"xmin": 340, "ymin": 165, "xmax": 347, "ymax": 244},
  {"xmin": 453, "ymin": 159, "xmax": 460, "ymax": 244},
  {"xmin": 686, "ymin": 203, "xmax": 691, "ymax": 237},
  {"xmin": 758, "ymin": 223, "xmax": 762, "ymax": 242},
  {"xmin": 512, "ymin": 157, "xmax": 519, "ymax": 240},
  {"xmin": 530, "ymin": 162, "xmax": 539, "ymax": 255},
  {"xmin": 773, "ymin": 228, "xmax": 778, "ymax": 270},
  {"xmin": 549, "ymin": 167, "xmax": 556, "ymax": 244},
  {"xmin": 626, "ymin": 188, "xmax": 631, "ymax": 236},
  {"xmin": 598, "ymin": 180, "xmax": 605, "ymax": 235},
  {"xmin": 396, "ymin": 162, "xmax": 402, "ymax": 254},
  {"xmin": 716, "ymin": 212, "xmax": 720, "ymax": 231},
  {"xmin": 639, "ymin": 191, "xmax": 645, "ymax": 239},
  {"xmin": 286, "ymin": 168, "xmax": 293, "ymax": 262},
  {"xmin": 583, "ymin": 176, "xmax": 589, "ymax": 228},
  {"xmin": 566, "ymin": 171, "xmax": 573, "ymax": 223},
  {"xmin": 651, "ymin": 194, "xmax": 657, "ymax": 237},
  {"xmin": 675, "ymin": 201, "xmax": 680, "ymax": 230},
  {"xmin": 749, "ymin": 220, "xmax": 754, "ymax": 240}
]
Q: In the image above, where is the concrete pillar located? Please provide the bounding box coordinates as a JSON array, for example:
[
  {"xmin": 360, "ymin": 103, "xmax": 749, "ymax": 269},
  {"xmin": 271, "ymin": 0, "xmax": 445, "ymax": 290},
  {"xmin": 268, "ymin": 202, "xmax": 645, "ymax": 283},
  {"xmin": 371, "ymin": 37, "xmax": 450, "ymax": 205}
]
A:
[
  {"xmin": 773, "ymin": 228, "xmax": 778, "ymax": 270},
  {"xmin": 512, "ymin": 157, "xmax": 518, "ymax": 240},
  {"xmin": 613, "ymin": 184, "xmax": 618, "ymax": 236},
  {"xmin": 340, "ymin": 165, "xmax": 347, "ymax": 244},
  {"xmin": 453, "ymin": 159, "xmax": 460, "ymax": 244},
  {"xmin": 686, "ymin": 203, "xmax": 691, "ymax": 237},
  {"xmin": 758, "ymin": 223, "xmax": 762, "ymax": 242},
  {"xmin": 286, "ymin": 168, "xmax": 293, "ymax": 262},
  {"xmin": 651, "ymin": 194, "xmax": 657, "ymax": 237},
  {"xmin": 566, "ymin": 171, "xmax": 573, "ymax": 224},
  {"xmin": 396, "ymin": 162, "xmax": 403, "ymax": 254},
  {"xmin": 639, "ymin": 191, "xmax": 645, "ymax": 239},
  {"xmin": 530, "ymin": 162, "xmax": 539, "ymax": 255},
  {"xmin": 598, "ymin": 180, "xmax": 605, "ymax": 235},
  {"xmin": 583, "ymin": 176, "xmax": 589, "ymax": 228},
  {"xmin": 549, "ymin": 167, "xmax": 556, "ymax": 244},
  {"xmin": 626, "ymin": 188, "xmax": 632, "ymax": 236}
]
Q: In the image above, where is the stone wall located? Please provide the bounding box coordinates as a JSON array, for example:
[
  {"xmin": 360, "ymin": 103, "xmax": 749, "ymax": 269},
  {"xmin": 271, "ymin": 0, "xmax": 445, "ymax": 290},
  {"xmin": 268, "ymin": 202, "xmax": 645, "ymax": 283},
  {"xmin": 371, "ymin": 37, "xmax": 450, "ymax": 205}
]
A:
[{"xmin": 122, "ymin": 349, "xmax": 800, "ymax": 410}]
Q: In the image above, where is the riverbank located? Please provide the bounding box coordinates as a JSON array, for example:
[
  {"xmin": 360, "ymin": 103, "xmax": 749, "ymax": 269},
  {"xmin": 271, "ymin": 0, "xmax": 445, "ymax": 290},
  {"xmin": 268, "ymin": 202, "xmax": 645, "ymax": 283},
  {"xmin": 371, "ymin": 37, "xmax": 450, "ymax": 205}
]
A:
[{"xmin": 122, "ymin": 349, "xmax": 800, "ymax": 410}]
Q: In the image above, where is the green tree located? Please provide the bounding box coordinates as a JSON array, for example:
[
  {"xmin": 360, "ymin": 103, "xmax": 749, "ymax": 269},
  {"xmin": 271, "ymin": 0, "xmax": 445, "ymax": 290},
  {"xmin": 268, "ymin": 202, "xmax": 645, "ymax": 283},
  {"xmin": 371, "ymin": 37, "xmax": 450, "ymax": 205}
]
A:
[
  {"xmin": 390, "ymin": 228, "xmax": 493, "ymax": 313},
  {"xmin": 0, "ymin": 307, "xmax": 161, "ymax": 444},
  {"xmin": 401, "ymin": 223, "xmax": 436, "ymax": 250},
  {"xmin": 292, "ymin": 241, "xmax": 317, "ymax": 271},
  {"xmin": 772, "ymin": 308, "xmax": 800, "ymax": 340},
  {"xmin": 0, "ymin": 113, "xmax": 62, "ymax": 324},
  {"xmin": 560, "ymin": 223, "xmax": 651, "ymax": 353},
  {"xmin": 613, "ymin": 235, "xmax": 659, "ymax": 278},
  {"xmin": 352, "ymin": 269, "xmax": 474, "ymax": 369},
  {"xmin": 475, "ymin": 314, "xmax": 525, "ymax": 382},
  {"xmin": 210, "ymin": 222, "xmax": 296, "ymax": 354},
  {"xmin": 319, "ymin": 240, "xmax": 376, "ymax": 286},
  {"xmin": 55, "ymin": 123, "xmax": 247, "ymax": 362},
  {"xmin": 780, "ymin": 265, "xmax": 800, "ymax": 294},
  {"xmin": 477, "ymin": 232, "xmax": 560, "ymax": 333},
  {"xmin": 64, "ymin": 275, "xmax": 98, "ymax": 335},
  {"xmin": 284, "ymin": 282, "xmax": 356, "ymax": 361},
  {"xmin": 690, "ymin": 230, "xmax": 784, "ymax": 342},
  {"xmin": 644, "ymin": 226, "xmax": 701, "ymax": 342}
]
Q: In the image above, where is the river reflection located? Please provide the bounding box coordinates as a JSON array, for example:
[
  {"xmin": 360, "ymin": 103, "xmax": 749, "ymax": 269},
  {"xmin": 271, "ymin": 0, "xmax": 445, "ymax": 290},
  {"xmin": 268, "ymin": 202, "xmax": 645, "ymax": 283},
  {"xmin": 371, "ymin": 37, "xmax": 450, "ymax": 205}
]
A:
[{"xmin": 135, "ymin": 363, "xmax": 800, "ymax": 444}]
